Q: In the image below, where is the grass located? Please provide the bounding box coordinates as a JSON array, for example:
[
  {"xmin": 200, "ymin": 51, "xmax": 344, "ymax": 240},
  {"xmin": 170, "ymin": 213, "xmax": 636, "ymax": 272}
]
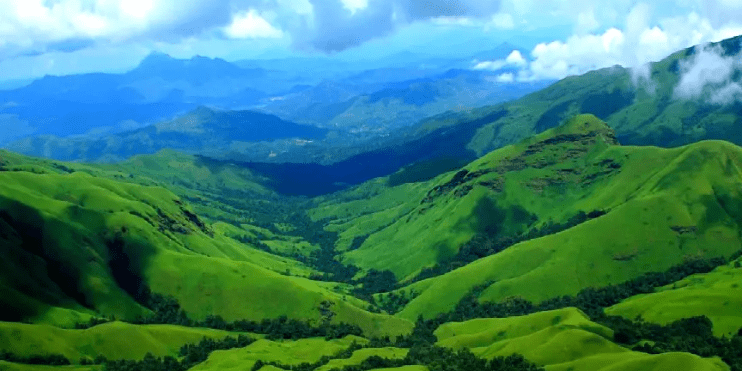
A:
[
  {"xmin": 0, "ymin": 321, "xmax": 242, "ymax": 362},
  {"xmin": 606, "ymin": 259, "xmax": 742, "ymax": 337},
  {"xmin": 435, "ymin": 307, "xmax": 729, "ymax": 371},
  {"xmin": 545, "ymin": 352, "xmax": 729, "ymax": 371},
  {"xmin": 0, "ymin": 362, "xmax": 100, "ymax": 371},
  {"xmin": 315, "ymin": 348, "xmax": 408, "ymax": 371},
  {"xmin": 0, "ymin": 150, "xmax": 412, "ymax": 338},
  {"xmin": 371, "ymin": 115, "xmax": 742, "ymax": 320},
  {"xmin": 145, "ymin": 251, "xmax": 413, "ymax": 337},
  {"xmin": 190, "ymin": 336, "xmax": 367, "ymax": 371},
  {"xmin": 436, "ymin": 308, "xmax": 619, "ymax": 365}
]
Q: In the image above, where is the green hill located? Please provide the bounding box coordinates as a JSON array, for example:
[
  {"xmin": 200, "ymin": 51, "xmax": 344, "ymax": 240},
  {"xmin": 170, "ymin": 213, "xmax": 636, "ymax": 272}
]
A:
[
  {"xmin": 0, "ymin": 321, "xmax": 241, "ymax": 362},
  {"xmin": 303, "ymin": 114, "xmax": 742, "ymax": 329},
  {"xmin": 435, "ymin": 308, "xmax": 728, "ymax": 371},
  {"xmin": 3, "ymin": 37, "xmax": 742, "ymax": 371},
  {"xmin": 456, "ymin": 36, "xmax": 742, "ymax": 157},
  {"xmin": 606, "ymin": 258, "xmax": 742, "ymax": 337},
  {"xmin": 327, "ymin": 114, "xmax": 741, "ymax": 288},
  {"xmin": 0, "ymin": 150, "xmax": 411, "ymax": 337},
  {"xmin": 1, "ymin": 114, "xmax": 741, "ymax": 370},
  {"xmin": 190, "ymin": 336, "xmax": 367, "ymax": 371}
]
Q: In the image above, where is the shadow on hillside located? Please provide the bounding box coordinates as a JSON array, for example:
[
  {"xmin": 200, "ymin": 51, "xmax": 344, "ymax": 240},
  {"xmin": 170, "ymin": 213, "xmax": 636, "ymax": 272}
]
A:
[
  {"xmin": 0, "ymin": 196, "xmax": 157, "ymax": 322},
  {"xmin": 215, "ymin": 109, "xmax": 508, "ymax": 196},
  {"xmin": 434, "ymin": 197, "xmax": 536, "ymax": 263}
]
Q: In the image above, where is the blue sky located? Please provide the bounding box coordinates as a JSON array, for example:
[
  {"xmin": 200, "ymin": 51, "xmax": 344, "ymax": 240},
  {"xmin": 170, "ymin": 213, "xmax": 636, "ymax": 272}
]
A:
[{"xmin": 1, "ymin": 0, "xmax": 741, "ymax": 82}]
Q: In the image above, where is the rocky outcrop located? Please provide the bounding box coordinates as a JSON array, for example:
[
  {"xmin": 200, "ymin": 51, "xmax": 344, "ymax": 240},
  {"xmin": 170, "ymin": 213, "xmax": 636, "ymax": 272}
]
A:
[{"xmin": 421, "ymin": 118, "xmax": 621, "ymax": 203}]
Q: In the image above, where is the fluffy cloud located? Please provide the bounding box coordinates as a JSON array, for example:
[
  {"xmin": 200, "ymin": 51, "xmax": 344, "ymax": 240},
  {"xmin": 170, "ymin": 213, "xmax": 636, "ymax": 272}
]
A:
[
  {"xmin": 4, "ymin": 0, "xmax": 742, "ymax": 78},
  {"xmin": 291, "ymin": 0, "xmax": 503, "ymax": 52},
  {"xmin": 224, "ymin": 9, "xmax": 283, "ymax": 39},
  {"xmin": 486, "ymin": 12, "xmax": 515, "ymax": 30},
  {"xmin": 674, "ymin": 44, "xmax": 742, "ymax": 104},
  {"xmin": 518, "ymin": 2, "xmax": 742, "ymax": 83},
  {"xmin": 0, "ymin": 0, "xmax": 509, "ymax": 57},
  {"xmin": 0, "ymin": 0, "xmax": 236, "ymax": 57},
  {"xmin": 495, "ymin": 72, "xmax": 514, "ymax": 82},
  {"xmin": 473, "ymin": 50, "xmax": 527, "ymax": 70}
]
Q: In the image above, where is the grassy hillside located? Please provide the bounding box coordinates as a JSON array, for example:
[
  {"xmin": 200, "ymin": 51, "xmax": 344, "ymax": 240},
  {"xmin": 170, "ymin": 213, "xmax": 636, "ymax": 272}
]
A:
[
  {"xmin": 607, "ymin": 258, "xmax": 742, "ymax": 337},
  {"xmin": 1, "ymin": 114, "xmax": 741, "ymax": 370},
  {"xmin": 461, "ymin": 36, "xmax": 742, "ymax": 157},
  {"xmin": 0, "ymin": 321, "xmax": 241, "ymax": 362},
  {"xmin": 435, "ymin": 308, "xmax": 728, "ymax": 371},
  {"xmin": 0, "ymin": 150, "xmax": 411, "ymax": 337},
  {"xmin": 190, "ymin": 336, "xmax": 367, "ymax": 371},
  {"xmin": 338, "ymin": 114, "xmax": 741, "ymax": 284},
  {"xmin": 305, "ymin": 114, "xmax": 742, "ymax": 324},
  {"xmin": 0, "ymin": 363, "xmax": 100, "ymax": 371}
]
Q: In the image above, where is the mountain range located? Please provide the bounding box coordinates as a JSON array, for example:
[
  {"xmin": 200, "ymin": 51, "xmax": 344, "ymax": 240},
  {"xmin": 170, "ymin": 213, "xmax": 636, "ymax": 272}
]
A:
[{"xmin": 0, "ymin": 36, "xmax": 741, "ymax": 371}]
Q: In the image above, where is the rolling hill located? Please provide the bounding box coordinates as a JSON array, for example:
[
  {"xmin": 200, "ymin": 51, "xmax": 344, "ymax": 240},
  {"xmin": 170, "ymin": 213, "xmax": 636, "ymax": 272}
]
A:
[
  {"xmin": 2, "ymin": 36, "xmax": 742, "ymax": 371},
  {"xmin": 305, "ymin": 114, "xmax": 742, "ymax": 340},
  {"xmin": 0, "ymin": 113, "xmax": 741, "ymax": 370},
  {"xmin": 0, "ymin": 149, "xmax": 410, "ymax": 338}
]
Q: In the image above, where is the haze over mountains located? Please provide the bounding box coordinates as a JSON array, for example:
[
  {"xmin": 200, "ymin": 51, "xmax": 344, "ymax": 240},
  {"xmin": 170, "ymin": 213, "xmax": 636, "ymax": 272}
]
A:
[
  {"xmin": 2, "ymin": 6, "xmax": 742, "ymax": 371},
  {"xmin": 0, "ymin": 42, "xmax": 547, "ymax": 150}
]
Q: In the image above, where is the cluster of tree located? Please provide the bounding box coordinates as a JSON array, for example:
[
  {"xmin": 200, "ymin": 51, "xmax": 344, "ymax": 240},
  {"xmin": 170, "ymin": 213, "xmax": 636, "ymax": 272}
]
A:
[
  {"xmin": 251, "ymin": 336, "xmax": 543, "ymax": 371},
  {"xmin": 411, "ymin": 210, "xmax": 606, "ymax": 283},
  {"xmin": 347, "ymin": 234, "xmax": 369, "ymax": 251},
  {"xmin": 0, "ymin": 352, "xmax": 71, "ymax": 366},
  {"xmin": 371, "ymin": 289, "xmax": 420, "ymax": 315},
  {"xmin": 73, "ymin": 316, "xmax": 113, "ymax": 329},
  {"xmin": 610, "ymin": 316, "xmax": 742, "ymax": 371},
  {"xmin": 127, "ymin": 292, "xmax": 363, "ymax": 340},
  {"xmin": 435, "ymin": 254, "xmax": 735, "ymax": 325},
  {"xmin": 328, "ymin": 346, "xmax": 543, "ymax": 371},
  {"xmin": 104, "ymin": 334, "xmax": 255, "ymax": 371},
  {"xmin": 408, "ymin": 252, "xmax": 742, "ymax": 371},
  {"xmin": 352, "ymin": 269, "xmax": 398, "ymax": 300},
  {"xmin": 232, "ymin": 233, "xmax": 274, "ymax": 253},
  {"xmin": 251, "ymin": 341, "xmax": 364, "ymax": 371}
]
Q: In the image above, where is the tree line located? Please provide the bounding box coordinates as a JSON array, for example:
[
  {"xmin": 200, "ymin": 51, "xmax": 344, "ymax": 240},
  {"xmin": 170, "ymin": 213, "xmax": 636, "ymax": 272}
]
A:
[
  {"xmin": 411, "ymin": 251, "xmax": 742, "ymax": 371},
  {"xmin": 104, "ymin": 334, "xmax": 255, "ymax": 371},
  {"xmin": 74, "ymin": 291, "xmax": 363, "ymax": 341}
]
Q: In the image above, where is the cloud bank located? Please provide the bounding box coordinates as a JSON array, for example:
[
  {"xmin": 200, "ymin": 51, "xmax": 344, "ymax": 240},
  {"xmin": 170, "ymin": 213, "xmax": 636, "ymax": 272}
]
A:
[
  {"xmin": 674, "ymin": 43, "xmax": 742, "ymax": 104},
  {"xmin": 2, "ymin": 0, "xmax": 742, "ymax": 83},
  {"xmin": 0, "ymin": 0, "xmax": 506, "ymax": 58}
]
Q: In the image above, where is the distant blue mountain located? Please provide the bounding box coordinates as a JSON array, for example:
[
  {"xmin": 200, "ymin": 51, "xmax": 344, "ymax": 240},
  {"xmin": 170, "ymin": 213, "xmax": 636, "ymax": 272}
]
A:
[
  {"xmin": 6, "ymin": 106, "xmax": 328, "ymax": 162},
  {"xmin": 0, "ymin": 53, "xmax": 296, "ymax": 144},
  {"xmin": 261, "ymin": 66, "xmax": 552, "ymax": 130}
]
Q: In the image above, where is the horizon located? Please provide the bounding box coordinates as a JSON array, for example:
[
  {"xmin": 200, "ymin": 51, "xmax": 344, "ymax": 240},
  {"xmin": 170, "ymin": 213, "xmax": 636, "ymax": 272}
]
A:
[{"xmin": 1, "ymin": 1, "xmax": 742, "ymax": 83}]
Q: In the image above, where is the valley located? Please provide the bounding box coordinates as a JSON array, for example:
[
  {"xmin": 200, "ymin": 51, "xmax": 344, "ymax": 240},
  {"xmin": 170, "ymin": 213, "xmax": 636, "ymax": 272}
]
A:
[{"xmin": 1, "ymin": 22, "xmax": 742, "ymax": 371}]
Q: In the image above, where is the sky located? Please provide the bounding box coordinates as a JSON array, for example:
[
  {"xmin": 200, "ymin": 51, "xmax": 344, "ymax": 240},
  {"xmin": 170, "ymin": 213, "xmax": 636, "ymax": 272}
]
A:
[{"xmin": 1, "ymin": 0, "xmax": 742, "ymax": 82}]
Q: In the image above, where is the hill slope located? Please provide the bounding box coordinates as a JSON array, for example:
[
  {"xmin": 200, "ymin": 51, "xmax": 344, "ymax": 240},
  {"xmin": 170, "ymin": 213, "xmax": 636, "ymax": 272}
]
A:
[
  {"xmin": 0, "ymin": 151, "xmax": 410, "ymax": 337},
  {"xmin": 302, "ymin": 115, "xmax": 742, "ymax": 330}
]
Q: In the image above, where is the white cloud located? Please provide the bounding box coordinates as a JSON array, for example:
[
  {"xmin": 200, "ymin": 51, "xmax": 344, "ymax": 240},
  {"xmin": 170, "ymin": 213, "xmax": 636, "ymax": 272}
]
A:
[
  {"xmin": 341, "ymin": 0, "xmax": 369, "ymax": 15},
  {"xmin": 518, "ymin": 2, "xmax": 742, "ymax": 83},
  {"xmin": 473, "ymin": 50, "xmax": 528, "ymax": 71},
  {"xmin": 674, "ymin": 44, "xmax": 742, "ymax": 104},
  {"xmin": 0, "ymin": 0, "xmax": 240, "ymax": 57},
  {"xmin": 3, "ymin": 0, "xmax": 742, "ymax": 80},
  {"xmin": 224, "ymin": 9, "xmax": 283, "ymax": 39},
  {"xmin": 505, "ymin": 50, "xmax": 527, "ymax": 66},
  {"xmin": 496, "ymin": 72, "xmax": 515, "ymax": 82},
  {"xmin": 486, "ymin": 12, "xmax": 515, "ymax": 30},
  {"xmin": 432, "ymin": 16, "xmax": 476, "ymax": 26},
  {"xmin": 525, "ymin": 28, "xmax": 625, "ymax": 79},
  {"xmin": 575, "ymin": 10, "xmax": 600, "ymax": 34}
]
